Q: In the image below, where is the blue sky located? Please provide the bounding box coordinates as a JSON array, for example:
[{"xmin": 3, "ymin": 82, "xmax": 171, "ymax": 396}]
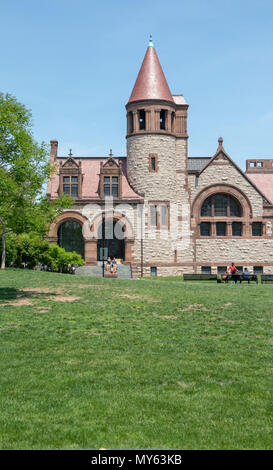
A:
[{"xmin": 1, "ymin": 0, "xmax": 273, "ymax": 169}]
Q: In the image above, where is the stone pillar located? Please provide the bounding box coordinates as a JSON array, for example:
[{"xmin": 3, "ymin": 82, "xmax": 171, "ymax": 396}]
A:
[
  {"xmin": 154, "ymin": 110, "xmax": 160, "ymax": 130},
  {"xmin": 211, "ymin": 222, "xmax": 216, "ymax": 236},
  {"xmin": 133, "ymin": 112, "xmax": 138, "ymax": 132},
  {"xmin": 146, "ymin": 110, "xmax": 151, "ymax": 131},
  {"xmin": 125, "ymin": 239, "xmax": 134, "ymax": 263},
  {"xmin": 84, "ymin": 239, "xmax": 97, "ymax": 265},
  {"xmin": 227, "ymin": 222, "xmax": 232, "ymax": 237},
  {"xmin": 165, "ymin": 111, "xmax": 170, "ymax": 132}
]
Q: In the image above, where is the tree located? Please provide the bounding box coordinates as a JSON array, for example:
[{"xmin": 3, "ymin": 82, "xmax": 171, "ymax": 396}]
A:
[{"xmin": 0, "ymin": 92, "xmax": 72, "ymax": 269}]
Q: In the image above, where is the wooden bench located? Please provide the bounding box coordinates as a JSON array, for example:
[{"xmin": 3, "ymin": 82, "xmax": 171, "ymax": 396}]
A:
[
  {"xmin": 239, "ymin": 274, "xmax": 258, "ymax": 284},
  {"xmin": 261, "ymin": 274, "xmax": 273, "ymax": 284},
  {"xmin": 220, "ymin": 274, "xmax": 258, "ymax": 284},
  {"xmin": 183, "ymin": 274, "xmax": 218, "ymax": 281}
]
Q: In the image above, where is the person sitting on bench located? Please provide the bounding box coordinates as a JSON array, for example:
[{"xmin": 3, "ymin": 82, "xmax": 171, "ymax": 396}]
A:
[
  {"xmin": 242, "ymin": 267, "xmax": 251, "ymax": 283},
  {"xmin": 111, "ymin": 257, "xmax": 117, "ymax": 274},
  {"xmin": 106, "ymin": 257, "xmax": 111, "ymax": 272},
  {"xmin": 222, "ymin": 269, "xmax": 229, "ymax": 283}
]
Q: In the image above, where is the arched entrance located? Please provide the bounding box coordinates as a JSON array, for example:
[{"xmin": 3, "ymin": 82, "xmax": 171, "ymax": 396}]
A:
[
  {"xmin": 58, "ymin": 220, "xmax": 84, "ymax": 257},
  {"xmin": 97, "ymin": 218, "xmax": 125, "ymax": 261}
]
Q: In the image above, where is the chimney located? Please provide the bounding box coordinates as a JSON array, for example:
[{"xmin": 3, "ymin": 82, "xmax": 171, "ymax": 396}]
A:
[{"xmin": 50, "ymin": 140, "xmax": 58, "ymax": 160}]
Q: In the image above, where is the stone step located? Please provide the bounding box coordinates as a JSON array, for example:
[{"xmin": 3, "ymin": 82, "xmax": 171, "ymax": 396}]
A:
[
  {"xmin": 75, "ymin": 265, "xmax": 102, "ymax": 277},
  {"xmin": 75, "ymin": 263, "xmax": 132, "ymax": 278},
  {"xmin": 117, "ymin": 264, "xmax": 132, "ymax": 279}
]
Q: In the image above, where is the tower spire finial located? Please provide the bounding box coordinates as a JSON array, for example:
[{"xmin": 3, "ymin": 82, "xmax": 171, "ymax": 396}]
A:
[{"xmin": 148, "ymin": 35, "xmax": 154, "ymax": 48}]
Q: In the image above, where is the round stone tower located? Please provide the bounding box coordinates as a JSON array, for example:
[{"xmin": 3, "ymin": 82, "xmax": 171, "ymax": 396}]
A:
[{"xmin": 126, "ymin": 37, "xmax": 188, "ymax": 201}]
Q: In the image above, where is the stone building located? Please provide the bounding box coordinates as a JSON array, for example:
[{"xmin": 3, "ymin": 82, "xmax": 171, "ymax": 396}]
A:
[{"xmin": 47, "ymin": 38, "xmax": 273, "ymax": 277}]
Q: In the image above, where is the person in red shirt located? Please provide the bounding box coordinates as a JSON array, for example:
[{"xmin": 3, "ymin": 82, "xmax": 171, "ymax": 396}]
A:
[{"xmin": 228, "ymin": 263, "xmax": 238, "ymax": 284}]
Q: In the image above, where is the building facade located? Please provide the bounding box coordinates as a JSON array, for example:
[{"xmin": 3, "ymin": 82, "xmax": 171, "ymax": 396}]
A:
[{"xmin": 47, "ymin": 38, "xmax": 273, "ymax": 277}]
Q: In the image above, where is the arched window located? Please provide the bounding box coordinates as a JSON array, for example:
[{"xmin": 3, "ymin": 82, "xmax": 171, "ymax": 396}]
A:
[
  {"xmin": 201, "ymin": 194, "xmax": 241, "ymax": 217},
  {"xmin": 58, "ymin": 220, "xmax": 84, "ymax": 257},
  {"xmin": 200, "ymin": 194, "xmax": 242, "ymax": 237}
]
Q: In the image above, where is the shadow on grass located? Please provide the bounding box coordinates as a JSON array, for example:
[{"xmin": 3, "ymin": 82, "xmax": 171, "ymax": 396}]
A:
[
  {"xmin": 0, "ymin": 288, "xmax": 19, "ymax": 301},
  {"xmin": 0, "ymin": 287, "xmax": 58, "ymax": 304}
]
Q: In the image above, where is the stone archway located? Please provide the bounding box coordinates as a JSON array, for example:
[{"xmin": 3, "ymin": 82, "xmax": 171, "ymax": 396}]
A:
[
  {"xmin": 57, "ymin": 220, "xmax": 84, "ymax": 257},
  {"xmin": 90, "ymin": 211, "xmax": 135, "ymax": 264},
  {"xmin": 97, "ymin": 218, "xmax": 125, "ymax": 261}
]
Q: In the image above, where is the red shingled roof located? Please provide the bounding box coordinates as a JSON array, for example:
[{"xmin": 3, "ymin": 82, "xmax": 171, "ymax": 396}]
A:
[
  {"xmin": 128, "ymin": 44, "xmax": 174, "ymax": 103},
  {"xmin": 247, "ymin": 173, "xmax": 273, "ymax": 204},
  {"xmin": 49, "ymin": 157, "xmax": 143, "ymax": 201}
]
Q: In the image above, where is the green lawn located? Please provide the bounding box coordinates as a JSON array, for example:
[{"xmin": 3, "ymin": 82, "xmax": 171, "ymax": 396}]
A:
[{"xmin": 0, "ymin": 269, "xmax": 272, "ymax": 449}]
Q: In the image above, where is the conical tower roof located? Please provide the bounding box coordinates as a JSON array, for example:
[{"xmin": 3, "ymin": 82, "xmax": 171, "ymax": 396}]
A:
[{"xmin": 128, "ymin": 37, "xmax": 174, "ymax": 104}]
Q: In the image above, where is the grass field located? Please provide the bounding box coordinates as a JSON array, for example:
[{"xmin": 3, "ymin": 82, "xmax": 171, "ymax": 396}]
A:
[{"xmin": 0, "ymin": 269, "xmax": 272, "ymax": 449}]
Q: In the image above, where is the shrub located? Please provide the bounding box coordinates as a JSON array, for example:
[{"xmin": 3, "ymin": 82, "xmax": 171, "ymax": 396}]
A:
[
  {"xmin": 47, "ymin": 244, "xmax": 84, "ymax": 272},
  {"xmin": 1, "ymin": 233, "xmax": 84, "ymax": 271}
]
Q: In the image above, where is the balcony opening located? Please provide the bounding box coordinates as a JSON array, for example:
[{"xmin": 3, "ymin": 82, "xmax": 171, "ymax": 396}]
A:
[
  {"xmin": 160, "ymin": 109, "xmax": 166, "ymax": 130},
  {"xmin": 138, "ymin": 109, "xmax": 146, "ymax": 130}
]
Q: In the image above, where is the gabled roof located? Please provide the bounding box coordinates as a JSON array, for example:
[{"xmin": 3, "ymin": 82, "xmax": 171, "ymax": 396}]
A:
[
  {"xmin": 199, "ymin": 138, "xmax": 272, "ymax": 205},
  {"xmin": 128, "ymin": 37, "xmax": 174, "ymax": 103},
  {"xmin": 188, "ymin": 157, "xmax": 211, "ymax": 172},
  {"xmin": 61, "ymin": 156, "xmax": 80, "ymax": 168},
  {"xmin": 49, "ymin": 156, "xmax": 143, "ymax": 201}
]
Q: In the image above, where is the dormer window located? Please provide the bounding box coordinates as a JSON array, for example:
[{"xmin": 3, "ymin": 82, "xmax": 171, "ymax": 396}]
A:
[
  {"xmin": 63, "ymin": 176, "xmax": 78, "ymax": 197},
  {"xmin": 59, "ymin": 154, "xmax": 82, "ymax": 199},
  {"xmin": 103, "ymin": 176, "xmax": 119, "ymax": 197},
  {"xmin": 99, "ymin": 151, "xmax": 122, "ymax": 199}
]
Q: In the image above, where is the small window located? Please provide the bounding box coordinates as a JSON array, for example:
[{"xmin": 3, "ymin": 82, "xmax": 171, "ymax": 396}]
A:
[
  {"xmin": 201, "ymin": 266, "xmax": 211, "ymax": 274},
  {"xmin": 149, "ymin": 154, "xmax": 158, "ymax": 172},
  {"xmin": 252, "ymin": 222, "xmax": 262, "ymax": 236},
  {"xmin": 232, "ymin": 222, "xmax": 242, "ymax": 236},
  {"xmin": 250, "ymin": 162, "xmax": 256, "ymax": 167},
  {"xmin": 161, "ymin": 206, "xmax": 168, "ymax": 227},
  {"xmin": 150, "ymin": 205, "xmax": 157, "ymax": 227},
  {"xmin": 200, "ymin": 222, "xmax": 211, "ymax": 236},
  {"xmin": 151, "ymin": 267, "xmax": 157, "ymax": 277},
  {"xmin": 217, "ymin": 266, "xmax": 227, "ymax": 274},
  {"xmin": 216, "ymin": 222, "xmax": 226, "ymax": 236},
  {"xmin": 254, "ymin": 266, "xmax": 263, "ymax": 275},
  {"xmin": 257, "ymin": 162, "xmax": 263, "ymax": 167}
]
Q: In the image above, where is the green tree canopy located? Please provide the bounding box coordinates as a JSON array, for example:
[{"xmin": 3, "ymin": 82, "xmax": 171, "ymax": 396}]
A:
[{"xmin": 0, "ymin": 92, "xmax": 72, "ymax": 269}]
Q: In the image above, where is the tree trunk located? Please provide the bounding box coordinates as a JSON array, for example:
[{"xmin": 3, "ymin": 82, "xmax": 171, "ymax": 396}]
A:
[{"xmin": 1, "ymin": 230, "xmax": 6, "ymax": 270}]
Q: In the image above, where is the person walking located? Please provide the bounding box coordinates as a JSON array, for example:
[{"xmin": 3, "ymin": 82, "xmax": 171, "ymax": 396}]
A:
[{"xmin": 229, "ymin": 263, "xmax": 238, "ymax": 284}]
